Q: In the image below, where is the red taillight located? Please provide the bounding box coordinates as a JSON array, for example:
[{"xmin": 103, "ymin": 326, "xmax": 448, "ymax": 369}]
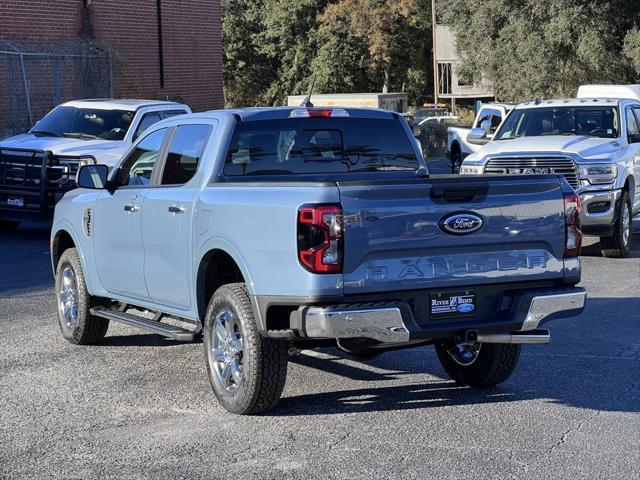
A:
[
  {"xmin": 307, "ymin": 109, "xmax": 333, "ymax": 118},
  {"xmin": 289, "ymin": 108, "xmax": 350, "ymax": 118},
  {"xmin": 297, "ymin": 204, "xmax": 343, "ymax": 273},
  {"xmin": 564, "ymin": 192, "xmax": 582, "ymax": 257}
]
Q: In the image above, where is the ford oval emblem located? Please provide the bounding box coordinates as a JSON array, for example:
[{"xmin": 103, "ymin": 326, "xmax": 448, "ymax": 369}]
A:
[
  {"xmin": 457, "ymin": 303, "xmax": 475, "ymax": 313},
  {"xmin": 440, "ymin": 212, "xmax": 483, "ymax": 235}
]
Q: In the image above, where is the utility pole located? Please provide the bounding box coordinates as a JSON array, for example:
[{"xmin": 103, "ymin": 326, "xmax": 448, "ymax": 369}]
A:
[{"xmin": 432, "ymin": 0, "xmax": 439, "ymax": 107}]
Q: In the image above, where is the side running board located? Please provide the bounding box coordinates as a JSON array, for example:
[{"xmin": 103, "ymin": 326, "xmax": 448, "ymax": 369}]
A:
[{"xmin": 90, "ymin": 306, "xmax": 199, "ymax": 341}]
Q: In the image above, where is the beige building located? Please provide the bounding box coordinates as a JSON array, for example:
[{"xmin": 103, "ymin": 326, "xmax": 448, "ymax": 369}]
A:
[
  {"xmin": 435, "ymin": 25, "xmax": 494, "ymax": 100},
  {"xmin": 287, "ymin": 93, "xmax": 409, "ymax": 113}
]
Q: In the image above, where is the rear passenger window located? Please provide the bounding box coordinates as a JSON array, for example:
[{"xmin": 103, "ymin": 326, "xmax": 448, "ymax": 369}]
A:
[{"xmin": 160, "ymin": 124, "xmax": 211, "ymax": 185}]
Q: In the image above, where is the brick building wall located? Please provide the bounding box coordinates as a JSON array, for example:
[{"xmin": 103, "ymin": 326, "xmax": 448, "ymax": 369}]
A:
[{"xmin": 0, "ymin": 0, "xmax": 223, "ymax": 112}]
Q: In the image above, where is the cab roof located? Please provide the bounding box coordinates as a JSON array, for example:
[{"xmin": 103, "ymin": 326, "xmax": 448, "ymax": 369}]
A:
[
  {"xmin": 216, "ymin": 106, "xmax": 400, "ymax": 122},
  {"xmin": 61, "ymin": 98, "xmax": 186, "ymax": 111},
  {"xmin": 514, "ymin": 97, "xmax": 626, "ymax": 109},
  {"xmin": 577, "ymin": 84, "xmax": 640, "ymax": 101}
]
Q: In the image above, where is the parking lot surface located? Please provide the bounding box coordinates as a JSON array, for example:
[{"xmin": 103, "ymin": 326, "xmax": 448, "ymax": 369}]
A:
[{"xmin": 1, "ymin": 219, "xmax": 639, "ymax": 480}]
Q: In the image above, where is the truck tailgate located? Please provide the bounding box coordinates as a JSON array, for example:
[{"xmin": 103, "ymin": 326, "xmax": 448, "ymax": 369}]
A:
[{"xmin": 338, "ymin": 175, "xmax": 568, "ymax": 294}]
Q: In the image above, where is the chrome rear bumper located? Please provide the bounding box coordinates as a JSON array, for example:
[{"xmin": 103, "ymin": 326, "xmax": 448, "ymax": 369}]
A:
[
  {"xmin": 301, "ymin": 289, "xmax": 586, "ymax": 344},
  {"xmin": 520, "ymin": 290, "xmax": 587, "ymax": 331},
  {"xmin": 304, "ymin": 306, "xmax": 410, "ymax": 343}
]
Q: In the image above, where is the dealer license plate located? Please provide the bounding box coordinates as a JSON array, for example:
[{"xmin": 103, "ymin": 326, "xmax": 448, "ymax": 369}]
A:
[{"xmin": 430, "ymin": 291, "xmax": 477, "ymax": 320}]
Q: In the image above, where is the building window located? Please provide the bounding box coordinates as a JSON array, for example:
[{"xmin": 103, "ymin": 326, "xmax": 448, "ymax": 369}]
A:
[
  {"xmin": 457, "ymin": 70, "xmax": 474, "ymax": 87},
  {"xmin": 438, "ymin": 63, "xmax": 452, "ymax": 95}
]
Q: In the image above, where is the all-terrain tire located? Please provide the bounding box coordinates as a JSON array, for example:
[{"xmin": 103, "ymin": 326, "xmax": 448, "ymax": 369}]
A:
[
  {"xmin": 601, "ymin": 190, "xmax": 632, "ymax": 258},
  {"xmin": 203, "ymin": 283, "xmax": 288, "ymax": 415},
  {"xmin": 435, "ymin": 342, "xmax": 520, "ymax": 388},
  {"xmin": 55, "ymin": 248, "xmax": 109, "ymax": 345}
]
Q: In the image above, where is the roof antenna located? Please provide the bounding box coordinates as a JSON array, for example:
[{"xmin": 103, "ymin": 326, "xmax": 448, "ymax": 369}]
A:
[{"xmin": 300, "ymin": 75, "xmax": 316, "ymax": 108}]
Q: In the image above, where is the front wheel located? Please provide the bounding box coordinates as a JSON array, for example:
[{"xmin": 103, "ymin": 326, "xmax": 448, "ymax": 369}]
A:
[
  {"xmin": 55, "ymin": 248, "xmax": 109, "ymax": 344},
  {"xmin": 600, "ymin": 191, "xmax": 632, "ymax": 258},
  {"xmin": 435, "ymin": 341, "xmax": 520, "ymax": 388},
  {"xmin": 203, "ymin": 283, "xmax": 288, "ymax": 415}
]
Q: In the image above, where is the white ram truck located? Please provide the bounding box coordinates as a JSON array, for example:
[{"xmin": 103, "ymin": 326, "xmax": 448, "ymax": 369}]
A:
[
  {"xmin": 461, "ymin": 85, "xmax": 640, "ymax": 258},
  {"xmin": 447, "ymin": 103, "xmax": 514, "ymax": 173},
  {"xmin": 0, "ymin": 99, "xmax": 191, "ymax": 229}
]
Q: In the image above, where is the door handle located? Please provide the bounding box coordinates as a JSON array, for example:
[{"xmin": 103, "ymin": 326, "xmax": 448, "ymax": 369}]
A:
[
  {"xmin": 168, "ymin": 205, "xmax": 185, "ymax": 214},
  {"xmin": 124, "ymin": 204, "xmax": 139, "ymax": 213}
]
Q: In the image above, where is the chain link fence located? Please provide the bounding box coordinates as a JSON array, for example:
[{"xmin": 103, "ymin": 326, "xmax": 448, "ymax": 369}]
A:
[{"xmin": 0, "ymin": 41, "xmax": 112, "ymax": 140}]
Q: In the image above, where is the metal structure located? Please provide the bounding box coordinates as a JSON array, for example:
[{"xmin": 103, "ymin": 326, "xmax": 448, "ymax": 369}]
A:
[
  {"xmin": 434, "ymin": 25, "xmax": 495, "ymax": 113},
  {"xmin": 0, "ymin": 41, "xmax": 112, "ymax": 139}
]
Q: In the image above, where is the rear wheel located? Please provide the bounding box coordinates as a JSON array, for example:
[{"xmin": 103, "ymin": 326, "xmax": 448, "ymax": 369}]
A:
[
  {"xmin": 435, "ymin": 341, "xmax": 520, "ymax": 388},
  {"xmin": 601, "ymin": 191, "xmax": 632, "ymax": 258},
  {"xmin": 203, "ymin": 283, "xmax": 288, "ymax": 415},
  {"xmin": 55, "ymin": 248, "xmax": 109, "ymax": 344},
  {"xmin": 0, "ymin": 220, "xmax": 20, "ymax": 231}
]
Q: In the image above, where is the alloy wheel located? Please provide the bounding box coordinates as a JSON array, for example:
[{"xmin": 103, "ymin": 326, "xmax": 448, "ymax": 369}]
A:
[
  {"xmin": 209, "ymin": 308, "xmax": 244, "ymax": 393},
  {"xmin": 58, "ymin": 266, "xmax": 79, "ymax": 328},
  {"xmin": 622, "ymin": 202, "xmax": 631, "ymax": 247},
  {"xmin": 447, "ymin": 342, "xmax": 481, "ymax": 366}
]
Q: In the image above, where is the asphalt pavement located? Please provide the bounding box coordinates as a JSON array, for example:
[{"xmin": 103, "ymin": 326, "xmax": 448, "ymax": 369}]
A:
[{"xmin": 1, "ymin": 213, "xmax": 639, "ymax": 479}]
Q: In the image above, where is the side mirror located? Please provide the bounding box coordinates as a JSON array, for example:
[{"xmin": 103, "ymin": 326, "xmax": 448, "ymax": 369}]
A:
[
  {"xmin": 480, "ymin": 118, "xmax": 492, "ymax": 133},
  {"xmin": 77, "ymin": 164, "xmax": 109, "ymax": 189},
  {"xmin": 467, "ymin": 127, "xmax": 492, "ymax": 146}
]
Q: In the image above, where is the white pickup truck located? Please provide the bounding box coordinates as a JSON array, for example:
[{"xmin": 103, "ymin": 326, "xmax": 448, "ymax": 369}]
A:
[
  {"xmin": 447, "ymin": 103, "xmax": 514, "ymax": 173},
  {"xmin": 461, "ymin": 85, "xmax": 640, "ymax": 258},
  {"xmin": 0, "ymin": 99, "xmax": 191, "ymax": 229}
]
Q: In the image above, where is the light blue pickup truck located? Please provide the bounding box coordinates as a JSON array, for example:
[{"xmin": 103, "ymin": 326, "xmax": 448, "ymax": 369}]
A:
[{"xmin": 51, "ymin": 106, "xmax": 586, "ymax": 414}]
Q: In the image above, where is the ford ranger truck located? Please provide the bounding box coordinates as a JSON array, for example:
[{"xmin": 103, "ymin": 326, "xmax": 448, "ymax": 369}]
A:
[
  {"xmin": 461, "ymin": 93, "xmax": 640, "ymax": 258},
  {"xmin": 51, "ymin": 107, "xmax": 586, "ymax": 415},
  {"xmin": 0, "ymin": 99, "xmax": 190, "ymax": 230}
]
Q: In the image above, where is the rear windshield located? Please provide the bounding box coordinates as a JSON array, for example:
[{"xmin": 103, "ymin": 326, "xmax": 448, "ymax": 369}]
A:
[{"xmin": 223, "ymin": 118, "xmax": 418, "ymax": 176}]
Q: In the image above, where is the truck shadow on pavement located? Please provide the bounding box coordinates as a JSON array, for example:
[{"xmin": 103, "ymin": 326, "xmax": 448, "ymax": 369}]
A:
[
  {"xmin": 580, "ymin": 218, "xmax": 640, "ymax": 257},
  {"xmin": 0, "ymin": 221, "xmax": 53, "ymax": 294},
  {"xmin": 273, "ymin": 295, "xmax": 640, "ymax": 416}
]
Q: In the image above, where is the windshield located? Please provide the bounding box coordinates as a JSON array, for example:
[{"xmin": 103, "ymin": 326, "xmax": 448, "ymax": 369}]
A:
[
  {"xmin": 223, "ymin": 118, "xmax": 419, "ymax": 176},
  {"xmin": 495, "ymin": 106, "xmax": 619, "ymax": 140},
  {"xmin": 31, "ymin": 106, "xmax": 135, "ymax": 140}
]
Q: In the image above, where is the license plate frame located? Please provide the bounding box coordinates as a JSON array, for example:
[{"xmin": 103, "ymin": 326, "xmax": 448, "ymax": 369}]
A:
[
  {"xmin": 430, "ymin": 290, "xmax": 477, "ymax": 320},
  {"xmin": 7, "ymin": 197, "xmax": 25, "ymax": 207}
]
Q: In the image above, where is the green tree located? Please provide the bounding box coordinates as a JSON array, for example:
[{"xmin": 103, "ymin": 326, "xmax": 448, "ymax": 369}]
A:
[
  {"xmin": 256, "ymin": 0, "xmax": 330, "ymax": 104},
  {"xmin": 317, "ymin": 0, "xmax": 431, "ymax": 95},
  {"xmin": 440, "ymin": 0, "xmax": 640, "ymax": 101},
  {"xmin": 624, "ymin": 27, "xmax": 640, "ymax": 77},
  {"xmin": 222, "ymin": 0, "xmax": 433, "ymax": 106},
  {"xmin": 222, "ymin": 0, "xmax": 274, "ymax": 107}
]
